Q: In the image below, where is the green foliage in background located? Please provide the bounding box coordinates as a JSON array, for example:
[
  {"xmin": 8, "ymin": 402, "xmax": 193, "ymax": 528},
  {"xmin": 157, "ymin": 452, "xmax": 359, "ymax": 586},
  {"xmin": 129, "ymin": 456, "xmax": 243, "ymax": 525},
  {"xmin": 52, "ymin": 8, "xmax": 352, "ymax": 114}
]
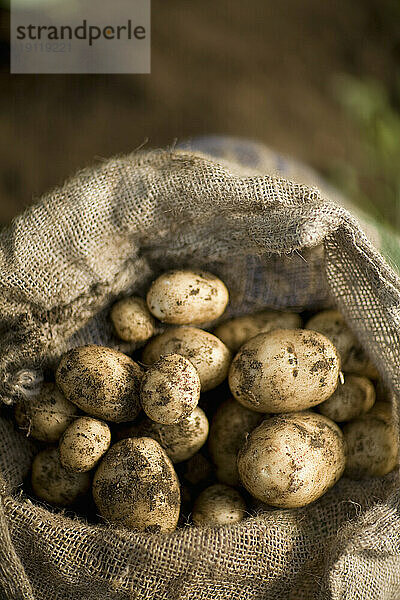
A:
[{"xmin": 330, "ymin": 74, "xmax": 400, "ymax": 233}]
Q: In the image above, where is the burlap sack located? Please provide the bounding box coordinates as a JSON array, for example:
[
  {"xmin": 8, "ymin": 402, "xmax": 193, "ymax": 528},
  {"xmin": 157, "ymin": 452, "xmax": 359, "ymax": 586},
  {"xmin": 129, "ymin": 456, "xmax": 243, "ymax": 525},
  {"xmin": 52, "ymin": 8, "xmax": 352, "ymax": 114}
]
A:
[{"xmin": 0, "ymin": 137, "xmax": 399, "ymax": 600}]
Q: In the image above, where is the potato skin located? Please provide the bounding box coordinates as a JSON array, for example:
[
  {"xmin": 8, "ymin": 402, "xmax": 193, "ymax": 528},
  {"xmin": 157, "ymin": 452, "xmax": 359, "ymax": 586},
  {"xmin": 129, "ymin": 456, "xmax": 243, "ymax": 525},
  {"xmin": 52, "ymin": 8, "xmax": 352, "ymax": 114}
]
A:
[
  {"xmin": 343, "ymin": 344, "xmax": 379, "ymax": 380},
  {"xmin": 142, "ymin": 327, "xmax": 231, "ymax": 392},
  {"xmin": 305, "ymin": 310, "xmax": 356, "ymax": 363},
  {"xmin": 229, "ymin": 329, "xmax": 340, "ymax": 413},
  {"xmin": 110, "ymin": 297, "xmax": 155, "ymax": 343},
  {"xmin": 140, "ymin": 354, "xmax": 200, "ymax": 424},
  {"xmin": 209, "ymin": 398, "xmax": 264, "ymax": 485},
  {"xmin": 146, "ymin": 270, "xmax": 229, "ymax": 325},
  {"xmin": 56, "ymin": 345, "xmax": 143, "ymax": 423},
  {"xmin": 192, "ymin": 484, "xmax": 246, "ymax": 527},
  {"xmin": 343, "ymin": 402, "xmax": 398, "ymax": 479},
  {"xmin": 127, "ymin": 406, "xmax": 209, "ymax": 463},
  {"xmin": 318, "ymin": 375, "xmax": 375, "ymax": 422},
  {"xmin": 214, "ymin": 311, "xmax": 302, "ymax": 353},
  {"xmin": 31, "ymin": 448, "xmax": 91, "ymax": 506},
  {"xmin": 59, "ymin": 417, "xmax": 111, "ymax": 472},
  {"xmin": 14, "ymin": 382, "xmax": 78, "ymax": 443},
  {"xmin": 92, "ymin": 437, "xmax": 180, "ymax": 533},
  {"xmin": 237, "ymin": 412, "xmax": 346, "ymax": 508}
]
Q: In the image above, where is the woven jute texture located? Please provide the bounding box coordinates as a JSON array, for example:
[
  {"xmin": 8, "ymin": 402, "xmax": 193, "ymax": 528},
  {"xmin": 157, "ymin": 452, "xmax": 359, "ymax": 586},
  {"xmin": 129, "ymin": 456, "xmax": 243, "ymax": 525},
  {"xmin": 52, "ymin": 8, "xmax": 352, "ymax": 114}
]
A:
[{"xmin": 0, "ymin": 137, "xmax": 399, "ymax": 599}]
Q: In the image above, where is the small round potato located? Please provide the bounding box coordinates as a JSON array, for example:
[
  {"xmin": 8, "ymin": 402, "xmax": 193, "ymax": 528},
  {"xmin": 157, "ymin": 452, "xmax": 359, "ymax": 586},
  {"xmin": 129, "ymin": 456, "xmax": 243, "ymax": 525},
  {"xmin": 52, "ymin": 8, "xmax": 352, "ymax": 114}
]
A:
[
  {"xmin": 110, "ymin": 297, "xmax": 156, "ymax": 343},
  {"xmin": 14, "ymin": 382, "xmax": 78, "ymax": 443},
  {"xmin": 142, "ymin": 327, "xmax": 231, "ymax": 392},
  {"xmin": 209, "ymin": 398, "xmax": 264, "ymax": 485},
  {"xmin": 318, "ymin": 375, "xmax": 375, "ymax": 423},
  {"xmin": 146, "ymin": 270, "xmax": 229, "ymax": 325},
  {"xmin": 192, "ymin": 484, "xmax": 246, "ymax": 527},
  {"xmin": 229, "ymin": 329, "xmax": 340, "ymax": 413},
  {"xmin": 134, "ymin": 406, "xmax": 209, "ymax": 463},
  {"xmin": 56, "ymin": 345, "xmax": 143, "ymax": 423},
  {"xmin": 59, "ymin": 417, "xmax": 111, "ymax": 472},
  {"xmin": 237, "ymin": 412, "xmax": 346, "ymax": 507},
  {"xmin": 31, "ymin": 448, "xmax": 91, "ymax": 506},
  {"xmin": 214, "ymin": 311, "xmax": 302, "ymax": 353},
  {"xmin": 305, "ymin": 310, "xmax": 356, "ymax": 363},
  {"xmin": 343, "ymin": 402, "xmax": 398, "ymax": 479},
  {"xmin": 140, "ymin": 354, "xmax": 200, "ymax": 424},
  {"xmin": 343, "ymin": 344, "xmax": 379, "ymax": 380},
  {"xmin": 92, "ymin": 437, "xmax": 180, "ymax": 533}
]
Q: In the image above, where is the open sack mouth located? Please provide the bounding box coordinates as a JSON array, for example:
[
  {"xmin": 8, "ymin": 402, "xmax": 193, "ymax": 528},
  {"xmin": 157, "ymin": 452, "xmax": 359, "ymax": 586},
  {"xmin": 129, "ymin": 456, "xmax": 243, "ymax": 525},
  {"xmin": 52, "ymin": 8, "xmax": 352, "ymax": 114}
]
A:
[{"xmin": 0, "ymin": 139, "xmax": 399, "ymax": 600}]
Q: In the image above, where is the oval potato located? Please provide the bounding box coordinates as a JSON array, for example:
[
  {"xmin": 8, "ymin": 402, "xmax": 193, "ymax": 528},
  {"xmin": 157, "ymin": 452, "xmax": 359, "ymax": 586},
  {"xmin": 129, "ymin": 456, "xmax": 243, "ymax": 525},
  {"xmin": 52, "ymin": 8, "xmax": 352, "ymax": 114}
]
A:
[
  {"xmin": 110, "ymin": 297, "xmax": 155, "ymax": 343},
  {"xmin": 209, "ymin": 398, "xmax": 264, "ymax": 485},
  {"xmin": 237, "ymin": 412, "xmax": 346, "ymax": 507},
  {"xmin": 305, "ymin": 310, "xmax": 356, "ymax": 363},
  {"xmin": 59, "ymin": 417, "xmax": 111, "ymax": 472},
  {"xmin": 344, "ymin": 402, "xmax": 398, "ymax": 479},
  {"xmin": 229, "ymin": 329, "xmax": 340, "ymax": 413},
  {"xmin": 131, "ymin": 406, "xmax": 209, "ymax": 463},
  {"xmin": 56, "ymin": 345, "xmax": 143, "ymax": 423},
  {"xmin": 92, "ymin": 437, "xmax": 180, "ymax": 533},
  {"xmin": 214, "ymin": 311, "xmax": 302, "ymax": 352},
  {"xmin": 192, "ymin": 484, "xmax": 246, "ymax": 527},
  {"xmin": 318, "ymin": 375, "xmax": 375, "ymax": 422},
  {"xmin": 147, "ymin": 270, "xmax": 229, "ymax": 325},
  {"xmin": 140, "ymin": 354, "xmax": 200, "ymax": 424},
  {"xmin": 31, "ymin": 448, "xmax": 91, "ymax": 506},
  {"xmin": 15, "ymin": 382, "xmax": 78, "ymax": 443},
  {"xmin": 142, "ymin": 327, "xmax": 231, "ymax": 392}
]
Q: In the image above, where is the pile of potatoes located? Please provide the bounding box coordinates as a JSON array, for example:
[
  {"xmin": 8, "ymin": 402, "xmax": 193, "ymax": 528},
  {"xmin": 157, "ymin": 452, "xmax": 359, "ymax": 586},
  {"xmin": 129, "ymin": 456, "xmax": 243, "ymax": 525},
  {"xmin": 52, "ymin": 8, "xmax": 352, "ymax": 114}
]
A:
[{"xmin": 14, "ymin": 270, "xmax": 398, "ymax": 534}]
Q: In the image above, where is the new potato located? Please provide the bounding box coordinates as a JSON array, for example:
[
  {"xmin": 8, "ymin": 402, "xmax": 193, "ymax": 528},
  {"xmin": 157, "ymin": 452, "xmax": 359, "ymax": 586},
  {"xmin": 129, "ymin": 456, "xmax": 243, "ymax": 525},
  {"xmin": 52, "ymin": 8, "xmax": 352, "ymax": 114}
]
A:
[
  {"xmin": 237, "ymin": 412, "xmax": 346, "ymax": 508},
  {"xmin": 110, "ymin": 296, "xmax": 156, "ymax": 343},
  {"xmin": 229, "ymin": 329, "xmax": 340, "ymax": 413},
  {"xmin": 344, "ymin": 402, "xmax": 398, "ymax": 479},
  {"xmin": 214, "ymin": 311, "xmax": 302, "ymax": 352},
  {"xmin": 305, "ymin": 310, "xmax": 379, "ymax": 379},
  {"xmin": 31, "ymin": 448, "xmax": 91, "ymax": 506},
  {"xmin": 318, "ymin": 374, "xmax": 375, "ymax": 422},
  {"xmin": 92, "ymin": 437, "xmax": 180, "ymax": 532},
  {"xmin": 130, "ymin": 406, "xmax": 209, "ymax": 463},
  {"xmin": 59, "ymin": 417, "xmax": 111, "ymax": 472},
  {"xmin": 140, "ymin": 354, "xmax": 200, "ymax": 424},
  {"xmin": 147, "ymin": 270, "xmax": 229, "ymax": 325},
  {"xmin": 305, "ymin": 310, "xmax": 356, "ymax": 363},
  {"xmin": 209, "ymin": 398, "xmax": 264, "ymax": 485},
  {"xmin": 142, "ymin": 327, "xmax": 231, "ymax": 392},
  {"xmin": 14, "ymin": 382, "xmax": 78, "ymax": 443},
  {"xmin": 56, "ymin": 345, "xmax": 143, "ymax": 423},
  {"xmin": 343, "ymin": 344, "xmax": 379, "ymax": 380},
  {"xmin": 192, "ymin": 484, "xmax": 246, "ymax": 527}
]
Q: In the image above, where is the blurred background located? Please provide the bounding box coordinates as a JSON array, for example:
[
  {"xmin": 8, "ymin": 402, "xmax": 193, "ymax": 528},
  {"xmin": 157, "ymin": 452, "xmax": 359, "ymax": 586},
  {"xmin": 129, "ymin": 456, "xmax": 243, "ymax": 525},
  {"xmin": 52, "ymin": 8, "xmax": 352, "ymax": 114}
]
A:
[{"xmin": 0, "ymin": 0, "xmax": 399, "ymax": 230}]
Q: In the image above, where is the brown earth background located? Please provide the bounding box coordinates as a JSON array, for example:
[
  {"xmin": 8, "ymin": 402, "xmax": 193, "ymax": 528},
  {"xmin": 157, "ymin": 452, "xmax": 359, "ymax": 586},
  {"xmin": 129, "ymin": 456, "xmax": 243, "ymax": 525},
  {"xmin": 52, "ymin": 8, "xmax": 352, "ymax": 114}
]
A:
[{"xmin": 0, "ymin": 0, "xmax": 398, "ymax": 226}]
